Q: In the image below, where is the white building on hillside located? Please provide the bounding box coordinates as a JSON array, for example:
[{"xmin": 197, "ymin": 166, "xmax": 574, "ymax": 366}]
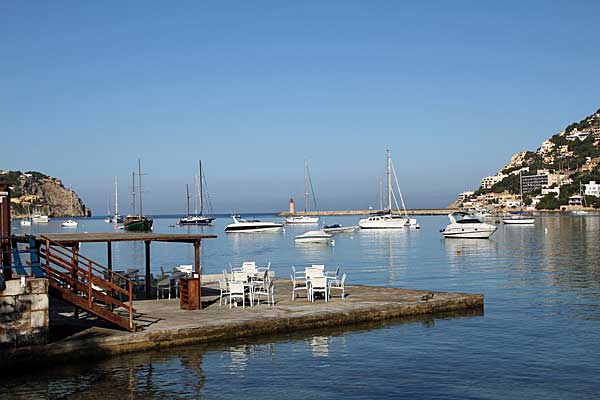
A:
[
  {"xmin": 584, "ymin": 181, "xmax": 600, "ymax": 197},
  {"xmin": 481, "ymin": 174, "xmax": 506, "ymax": 190}
]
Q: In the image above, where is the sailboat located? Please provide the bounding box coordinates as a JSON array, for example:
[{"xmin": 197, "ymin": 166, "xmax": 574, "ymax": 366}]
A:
[
  {"xmin": 502, "ymin": 171, "xmax": 535, "ymax": 225},
  {"xmin": 572, "ymin": 182, "xmax": 589, "ymax": 216},
  {"xmin": 124, "ymin": 160, "xmax": 153, "ymax": 231},
  {"xmin": 20, "ymin": 207, "xmax": 32, "ymax": 226},
  {"xmin": 286, "ymin": 160, "xmax": 320, "ymax": 224},
  {"xmin": 110, "ymin": 177, "xmax": 124, "ymax": 223},
  {"xmin": 359, "ymin": 150, "xmax": 417, "ymax": 229},
  {"xmin": 178, "ymin": 161, "xmax": 215, "ymax": 225}
]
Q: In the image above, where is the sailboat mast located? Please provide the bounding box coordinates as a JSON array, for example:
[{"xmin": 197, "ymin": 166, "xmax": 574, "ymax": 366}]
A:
[
  {"xmin": 519, "ymin": 170, "xmax": 523, "ymax": 209},
  {"xmin": 386, "ymin": 149, "xmax": 392, "ymax": 211},
  {"xmin": 186, "ymin": 184, "xmax": 190, "ymax": 216},
  {"xmin": 304, "ymin": 160, "xmax": 308, "ymax": 213},
  {"xmin": 379, "ymin": 180, "xmax": 383, "ymax": 210},
  {"xmin": 199, "ymin": 160, "xmax": 203, "ymax": 215},
  {"xmin": 132, "ymin": 172, "xmax": 136, "ymax": 216},
  {"xmin": 114, "ymin": 176, "xmax": 119, "ymax": 216},
  {"xmin": 138, "ymin": 159, "xmax": 143, "ymax": 216}
]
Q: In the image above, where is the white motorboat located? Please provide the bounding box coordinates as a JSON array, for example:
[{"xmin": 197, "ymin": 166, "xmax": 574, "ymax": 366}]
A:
[
  {"xmin": 61, "ymin": 219, "xmax": 78, "ymax": 228},
  {"xmin": 294, "ymin": 229, "xmax": 334, "ymax": 244},
  {"xmin": 286, "ymin": 160, "xmax": 320, "ymax": 225},
  {"xmin": 323, "ymin": 224, "xmax": 358, "ymax": 233},
  {"xmin": 31, "ymin": 211, "xmax": 49, "ymax": 223},
  {"xmin": 359, "ymin": 150, "xmax": 417, "ymax": 229},
  {"xmin": 502, "ymin": 216, "xmax": 535, "ymax": 225},
  {"xmin": 20, "ymin": 219, "xmax": 32, "ymax": 227},
  {"xmin": 224, "ymin": 215, "xmax": 283, "ymax": 233},
  {"xmin": 441, "ymin": 212, "xmax": 497, "ymax": 239}
]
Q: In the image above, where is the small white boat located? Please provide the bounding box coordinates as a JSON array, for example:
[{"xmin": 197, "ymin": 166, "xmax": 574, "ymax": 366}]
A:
[
  {"xmin": 104, "ymin": 216, "xmax": 111, "ymax": 223},
  {"xmin": 224, "ymin": 215, "xmax": 283, "ymax": 233},
  {"xmin": 61, "ymin": 220, "xmax": 78, "ymax": 228},
  {"xmin": 572, "ymin": 210, "xmax": 588, "ymax": 216},
  {"xmin": 32, "ymin": 211, "xmax": 49, "ymax": 223},
  {"xmin": 286, "ymin": 215, "xmax": 319, "ymax": 224},
  {"xmin": 323, "ymin": 224, "xmax": 358, "ymax": 233},
  {"xmin": 294, "ymin": 229, "xmax": 334, "ymax": 244},
  {"xmin": 441, "ymin": 212, "xmax": 497, "ymax": 239},
  {"xmin": 20, "ymin": 219, "xmax": 32, "ymax": 227},
  {"xmin": 502, "ymin": 215, "xmax": 535, "ymax": 225}
]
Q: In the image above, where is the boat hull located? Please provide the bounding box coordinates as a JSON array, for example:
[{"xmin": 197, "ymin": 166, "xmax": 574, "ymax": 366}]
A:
[
  {"xmin": 502, "ymin": 218, "xmax": 535, "ymax": 225},
  {"xmin": 124, "ymin": 218, "xmax": 153, "ymax": 232},
  {"xmin": 323, "ymin": 226, "xmax": 358, "ymax": 233},
  {"xmin": 442, "ymin": 228, "xmax": 496, "ymax": 239},
  {"xmin": 225, "ymin": 224, "xmax": 282, "ymax": 233},
  {"xmin": 178, "ymin": 216, "xmax": 215, "ymax": 225},
  {"xmin": 285, "ymin": 216, "xmax": 320, "ymax": 224}
]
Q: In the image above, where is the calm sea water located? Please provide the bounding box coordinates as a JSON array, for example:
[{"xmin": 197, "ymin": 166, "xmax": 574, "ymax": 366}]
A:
[{"xmin": 3, "ymin": 213, "xmax": 600, "ymax": 399}]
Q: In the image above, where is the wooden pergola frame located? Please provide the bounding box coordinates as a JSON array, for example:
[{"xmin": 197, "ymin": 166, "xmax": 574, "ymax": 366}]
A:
[{"xmin": 39, "ymin": 232, "xmax": 217, "ymax": 300}]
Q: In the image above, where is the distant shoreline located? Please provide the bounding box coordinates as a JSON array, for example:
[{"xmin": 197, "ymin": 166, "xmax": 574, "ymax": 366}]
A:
[{"xmin": 278, "ymin": 209, "xmax": 457, "ymax": 217}]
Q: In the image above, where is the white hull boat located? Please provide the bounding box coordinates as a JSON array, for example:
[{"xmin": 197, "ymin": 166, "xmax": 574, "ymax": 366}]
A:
[
  {"xmin": 32, "ymin": 214, "xmax": 49, "ymax": 224},
  {"xmin": 294, "ymin": 229, "xmax": 334, "ymax": 244},
  {"xmin": 502, "ymin": 216, "xmax": 535, "ymax": 225},
  {"xmin": 572, "ymin": 210, "xmax": 588, "ymax": 216},
  {"xmin": 359, "ymin": 212, "xmax": 408, "ymax": 229},
  {"xmin": 61, "ymin": 220, "xmax": 78, "ymax": 228},
  {"xmin": 286, "ymin": 215, "xmax": 319, "ymax": 224},
  {"xmin": 359, "ymin": 150, "xmax": 417, "ymax": 230},
  {"xmin": 441, "ymin": 212, "xmax": 497, "ymax": 239},
  {"xmin": 20, "ymin": 219, "xmax": 32, "ymax": 227},
  {"xmin": 225, "ymin": 215, "xmax": 283, "ymax": 233},
  {"xmin": 323, "ymin": 224, "xmax": 357, "ymax": 233}
]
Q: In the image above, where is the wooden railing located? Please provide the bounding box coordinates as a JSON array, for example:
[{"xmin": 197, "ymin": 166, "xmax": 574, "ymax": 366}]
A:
[{"xmin": 39, "ymin": 236, "xmax": 136, "ymax": 331}]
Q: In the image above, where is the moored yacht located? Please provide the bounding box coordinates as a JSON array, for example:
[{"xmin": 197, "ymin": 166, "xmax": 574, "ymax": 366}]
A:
[
  {"xmin": 323, "ymin": 224, "xmax": 358, "ymax": 233},
  {"xmin": 286, "ymin": 215, "xmax": 319, "ymax": 224},
  {"xmin": 286, "ymin": 160, "xmax": 320, "ymax": 225},
  {"xmin": 178, "ymin": 161, "xmax": 215, "ymax": 226},
  {"xmin": 31, "ymin": 211, "xmax": 49, "ymax": 223},
  {"xmin": 294, "ymin": 229, "xmax": 334, "ymax": 244},
  {"xmin": 441, "ymin": 212, "xmax": 497, "ymax": 239},
  {"xmin": 502, "ymin": 215, "xmax": 535, "ymax": 225},
  {"xmin": 61, "ymin": 219, "xmax": 78, "ymax": 228},
  {"xmin": 358, "ymin": 211, "xmax": 409, "ymax": 229},
  {"xmin": 358, "ymin": 150, "xmax": 417, "ymax": 230},
  {"xmin": 224, "ymin": 215, "xmax": 283, "ymax": 233}
]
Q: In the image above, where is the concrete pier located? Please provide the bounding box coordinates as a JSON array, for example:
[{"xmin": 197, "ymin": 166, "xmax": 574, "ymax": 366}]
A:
[{"xmin": 0, "ymin": 280, "xmax": 483, "ymax": 371}]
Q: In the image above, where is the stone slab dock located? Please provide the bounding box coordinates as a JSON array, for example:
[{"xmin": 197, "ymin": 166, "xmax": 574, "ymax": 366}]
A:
[{"xmin": 0, "ymin": 280, "xmax": 483, "ymax": 371}]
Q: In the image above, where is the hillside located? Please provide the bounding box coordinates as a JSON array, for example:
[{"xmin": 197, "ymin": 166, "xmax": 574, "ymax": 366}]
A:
[
  {"xmin": 457, "ymin": 108, "xmax": 600, "ymax": 210},
  {"xmin": 0, "ymin": 170, "xmax": 90, "ymax": 217}
]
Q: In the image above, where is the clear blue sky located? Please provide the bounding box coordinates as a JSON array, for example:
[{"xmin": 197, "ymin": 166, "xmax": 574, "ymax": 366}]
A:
[{"xmin": 2, "ymin": 1, "xmax": 599, "ymax": 214}]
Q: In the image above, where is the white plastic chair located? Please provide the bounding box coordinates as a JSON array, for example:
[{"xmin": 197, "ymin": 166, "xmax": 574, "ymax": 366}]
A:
[
  {"xmin": 291, "ymin": 266, "xmax": 308, "ymax": 300},
  {"xmin": 233, "ymin": 271, "xmax": 249, "ymax": 282},
  {"xmin": 255, "ymin": 280, "xmax": 275, "ymax": 306},
  {"xmin": 328, "ymin": 273, "xmax": 346, "ymax": 300},
  {"xmin": 229, "ymin": 281, "xmax": 246, "ymax": 309},
  {"xmin": 310, "ymin": 276, "xmax": 328, "ymax": 302},
  {"xmin": 218, "ymin": 278, "xmax": 231, "ymax": 306}
]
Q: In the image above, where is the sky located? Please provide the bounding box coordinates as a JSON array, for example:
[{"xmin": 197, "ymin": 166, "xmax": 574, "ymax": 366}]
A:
[{"xmin": 2, "ymin": 1, "xmax": 600, "ymax": 214}]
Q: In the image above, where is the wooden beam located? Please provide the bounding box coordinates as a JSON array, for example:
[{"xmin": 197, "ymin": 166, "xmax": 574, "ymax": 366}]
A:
[
  {"xmin": 194, "ymin": 240, "xmax": 202, "ymax": 310},
  {"xmin": 107, "ymin": 241, "xmax": 112, "ymax": 272},
  {"xmin": 145, "ymin": 240, "xmax": 151, "ymax": 298}
]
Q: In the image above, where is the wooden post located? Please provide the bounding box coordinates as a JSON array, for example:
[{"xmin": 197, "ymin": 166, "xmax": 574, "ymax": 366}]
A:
[
  {"xmin": 145, "ymin": 240, "xmax": 151, "ymax": 299},
  {"xmin": 72, "ymin": 243, "xmax": 80, "ymax": 318},
  {"xmin": 0, "ymin": 185, "xmax": 12, "ymax": 281},
  {"xmin": 194, "ymin": 240, "xmax": 202, "ymax": 310}
]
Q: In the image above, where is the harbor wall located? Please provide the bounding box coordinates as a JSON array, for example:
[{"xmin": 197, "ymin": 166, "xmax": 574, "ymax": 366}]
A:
[
  {"xmin": 279, "ymin": 208, "xmax": 457, "ymax": 217},
  {"xmin": 0, "ymin": 278, "xmax": 49, "ymax": 348}
]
